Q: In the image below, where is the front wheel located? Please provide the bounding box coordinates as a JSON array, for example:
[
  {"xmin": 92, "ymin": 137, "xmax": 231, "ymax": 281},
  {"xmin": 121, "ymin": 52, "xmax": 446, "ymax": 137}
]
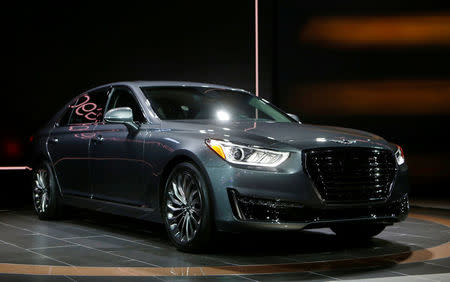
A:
[
  {"xmin": 162, "ymin": 162, "xmax": 214, "ymax": 252},
  {"xmin": 331, "ymin": 223, "xmax": 386, "ymax": 240},
  {"xmin": 32, "ymin": 161, "xmax": 63, "ymax": 220}
]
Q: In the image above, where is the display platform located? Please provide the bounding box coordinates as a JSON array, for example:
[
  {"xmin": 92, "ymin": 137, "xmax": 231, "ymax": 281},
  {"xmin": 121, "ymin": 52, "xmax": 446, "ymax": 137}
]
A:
[{"xmin": 0, "ymin": 207, "xmax": 449, "ymax": 281}]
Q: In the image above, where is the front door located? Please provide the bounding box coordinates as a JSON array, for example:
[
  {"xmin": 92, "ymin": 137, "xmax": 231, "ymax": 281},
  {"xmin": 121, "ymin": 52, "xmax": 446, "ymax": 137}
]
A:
[{"xmin": 90, "ymin": 86, "xmax": 148, "ymax": 206}]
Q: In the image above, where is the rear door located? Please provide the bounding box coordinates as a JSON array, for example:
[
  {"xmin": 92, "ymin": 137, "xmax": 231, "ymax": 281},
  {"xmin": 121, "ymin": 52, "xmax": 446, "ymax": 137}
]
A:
[
  {"xmin": 90, "ymin": 86, "xmax": 148, "ymax": 205},
  {"xmin": 48, "ymin": 88, "xmax": 109, "ymax": 197}
]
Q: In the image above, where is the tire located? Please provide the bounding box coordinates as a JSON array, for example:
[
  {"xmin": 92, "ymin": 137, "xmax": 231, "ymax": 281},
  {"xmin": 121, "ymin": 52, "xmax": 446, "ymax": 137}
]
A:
[
  {"xmin": 162, "ymin": 162, "xmax": 214, "ymax": 252},
  {"xmin": 32, "ymin": 161, "xmax": 63, "ymax": 220},
  {"xmin": 331, "ymin": 223, "xmax": 386, "ymax": 240}
]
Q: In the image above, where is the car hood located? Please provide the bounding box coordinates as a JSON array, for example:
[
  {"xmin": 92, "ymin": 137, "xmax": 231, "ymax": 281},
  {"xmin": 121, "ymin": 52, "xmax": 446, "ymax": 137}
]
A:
[{"xmin": 160, "ymin": 120, "xmax": 394, "ymax": 151}]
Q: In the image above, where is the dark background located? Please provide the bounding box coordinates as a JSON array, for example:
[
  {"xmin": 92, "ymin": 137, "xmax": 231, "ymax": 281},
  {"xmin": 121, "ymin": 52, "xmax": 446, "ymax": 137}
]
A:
[{"xmin": 4, "ymin": 1, "xmax": 450, "ymax": 206}]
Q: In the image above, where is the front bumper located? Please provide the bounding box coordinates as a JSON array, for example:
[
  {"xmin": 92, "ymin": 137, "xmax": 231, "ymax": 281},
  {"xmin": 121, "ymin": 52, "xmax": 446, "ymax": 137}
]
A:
[
  {"xmin": 225, "ymin": 190, "xmax": 409, "ymax": 231},
  {"xmin": 203, "ymin": 150, "xmax": 410, "ymax": 232}
]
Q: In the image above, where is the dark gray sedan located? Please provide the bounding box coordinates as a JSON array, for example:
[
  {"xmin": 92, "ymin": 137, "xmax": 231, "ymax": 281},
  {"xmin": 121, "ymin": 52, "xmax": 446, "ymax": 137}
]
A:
[{"xmin": 31, "ymin": 81, "xmax": 409, "ymax": 251}]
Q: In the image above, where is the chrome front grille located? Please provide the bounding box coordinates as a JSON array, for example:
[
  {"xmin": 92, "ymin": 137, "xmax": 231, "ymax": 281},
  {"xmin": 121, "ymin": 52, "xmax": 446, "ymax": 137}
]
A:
[{"xmin": 303, "ymin": 148, "xmax": 397, "ymax": 203}]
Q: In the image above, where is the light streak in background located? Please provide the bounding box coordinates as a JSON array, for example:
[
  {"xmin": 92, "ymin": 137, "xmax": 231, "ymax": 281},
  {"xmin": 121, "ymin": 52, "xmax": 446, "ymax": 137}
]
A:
[
  {"xmin": 0, "ymin": 166, "xmax": 32, "ymax": 171},
  {"xmin": 254, "ymin": 0, "xmax": 259, "ymax": 96},
  {"xmin": 291, "ymin": 80, "xmax": 450, "ymax": 115},
  {"xmin": 300, "ymin": 15, "xmax": 450, "ymax": 47},
  {"xmin": 254, "ymin": 0, "xmax": 260, "ymax": 119}
]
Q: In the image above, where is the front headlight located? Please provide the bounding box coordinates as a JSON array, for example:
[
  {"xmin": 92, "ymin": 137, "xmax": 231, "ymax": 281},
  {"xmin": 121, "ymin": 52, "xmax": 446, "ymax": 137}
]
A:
[
  {"xmin": 394, "ymin": 144, "xmax": 405, "ymax": 165},
  {"xmin": 206, "ymin": 139, "xmax": 290, "ymax": 167}
]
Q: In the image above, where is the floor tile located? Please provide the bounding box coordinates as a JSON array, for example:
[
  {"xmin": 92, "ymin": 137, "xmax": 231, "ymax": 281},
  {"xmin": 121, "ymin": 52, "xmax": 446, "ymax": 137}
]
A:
[
  {"xmin": 0, "ymin": 206, "xmax": 449, "ymax": 281},
  {"xmin": 0, "ymin": 274, "xmax": 72, "ymax": 282}
]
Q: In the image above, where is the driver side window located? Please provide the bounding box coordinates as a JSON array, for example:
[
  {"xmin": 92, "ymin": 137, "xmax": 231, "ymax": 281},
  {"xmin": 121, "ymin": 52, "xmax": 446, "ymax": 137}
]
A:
[{"xmin": 106, "ymin": 87, "xmax": 146, "ymax": 123}]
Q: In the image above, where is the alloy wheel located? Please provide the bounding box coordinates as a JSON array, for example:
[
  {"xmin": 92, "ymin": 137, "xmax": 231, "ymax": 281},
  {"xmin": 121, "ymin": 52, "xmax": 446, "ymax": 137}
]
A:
[
  {"xmin": 166, "ymin": 170, "xmax": 203, "ymax": 243},
  {"xmin": 33, "ymin": 169, "xmax": 50, "ymax": 214}
]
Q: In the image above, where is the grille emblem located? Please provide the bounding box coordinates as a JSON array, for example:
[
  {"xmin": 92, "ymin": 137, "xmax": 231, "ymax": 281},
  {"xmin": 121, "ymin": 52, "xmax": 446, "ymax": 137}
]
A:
[{"xmin": 329, "ymin": 137, "xmax": 357, "ymax": 144}]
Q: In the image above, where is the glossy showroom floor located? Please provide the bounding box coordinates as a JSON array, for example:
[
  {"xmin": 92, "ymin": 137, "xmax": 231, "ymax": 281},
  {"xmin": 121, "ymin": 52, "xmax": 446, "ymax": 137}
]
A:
[{"xmin": 0, "ymin": 207, "xmax": 449, "ymax": 281}]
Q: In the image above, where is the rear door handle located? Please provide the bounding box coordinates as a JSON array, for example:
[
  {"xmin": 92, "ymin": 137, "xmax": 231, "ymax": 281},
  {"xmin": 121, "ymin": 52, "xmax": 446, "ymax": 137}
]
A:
[{"xmin": 49, "ymin": 137, "xmax": 59, "ymax": 143}]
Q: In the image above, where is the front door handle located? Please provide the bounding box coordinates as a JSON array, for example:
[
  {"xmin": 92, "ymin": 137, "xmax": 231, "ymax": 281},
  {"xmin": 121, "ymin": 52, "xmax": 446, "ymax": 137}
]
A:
[{"xmin": 92, "ymin": 135, "xmax": 104, "ymax": 143}]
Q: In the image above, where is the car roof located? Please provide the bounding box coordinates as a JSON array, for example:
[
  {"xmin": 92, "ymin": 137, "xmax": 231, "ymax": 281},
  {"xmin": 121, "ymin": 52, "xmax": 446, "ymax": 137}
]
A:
[{"xmin": 88, "ymin": 81, "xmax": 251, "ymax": 94}]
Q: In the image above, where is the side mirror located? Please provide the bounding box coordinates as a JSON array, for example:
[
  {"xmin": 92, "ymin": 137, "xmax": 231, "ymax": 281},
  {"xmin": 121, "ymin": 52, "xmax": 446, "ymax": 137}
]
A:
[
  {"xmin": 287, "ymin": 113, "xmax": 300, "ymax": 123},
  {"xmin": 104, "ymin": 107, "xmax": 139, "ymax": 131}
]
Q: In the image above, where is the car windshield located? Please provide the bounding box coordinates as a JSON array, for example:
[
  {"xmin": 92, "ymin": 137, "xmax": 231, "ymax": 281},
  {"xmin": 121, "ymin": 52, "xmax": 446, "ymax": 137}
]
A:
[{"xmin": 141, "ymin": 87, "xmax": 294, "ymax": 122}]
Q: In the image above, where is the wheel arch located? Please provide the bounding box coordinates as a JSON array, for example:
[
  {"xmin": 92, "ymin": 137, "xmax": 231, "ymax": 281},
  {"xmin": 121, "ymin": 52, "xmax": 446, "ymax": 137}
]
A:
[
  {"xmin": 31, "ymin": 148, "xmax": 64, "ymax": 198},
  {"xmin": 156, "ymin": 150, "xmax": 214, "ymax": 216}
]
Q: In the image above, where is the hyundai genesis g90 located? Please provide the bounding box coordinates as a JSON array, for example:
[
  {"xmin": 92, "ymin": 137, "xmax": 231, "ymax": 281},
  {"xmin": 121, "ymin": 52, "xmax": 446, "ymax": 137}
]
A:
[{"xmin": 31, "ymin": 81, "xmax": 409, "ymax": 251}]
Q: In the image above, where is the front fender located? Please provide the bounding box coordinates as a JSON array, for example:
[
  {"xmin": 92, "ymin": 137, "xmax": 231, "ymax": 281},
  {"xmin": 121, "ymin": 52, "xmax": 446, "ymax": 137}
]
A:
[{"xmin": 142, "ymin": 132, "xmax": 219, "ymax": 220}]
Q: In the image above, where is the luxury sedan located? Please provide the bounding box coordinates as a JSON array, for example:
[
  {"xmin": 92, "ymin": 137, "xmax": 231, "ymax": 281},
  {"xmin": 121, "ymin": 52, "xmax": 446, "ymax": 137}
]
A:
[{"xmin": 31, "ymin": 81, "xmax": 409, "ymax": 251}]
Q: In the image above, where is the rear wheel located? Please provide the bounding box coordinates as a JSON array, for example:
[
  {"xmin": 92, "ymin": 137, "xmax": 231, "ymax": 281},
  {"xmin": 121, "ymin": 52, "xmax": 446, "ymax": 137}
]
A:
[
  {"xmin": 32, "ymin": 161, "xmax": 63, "ymax": 220},
  {"xmin": 331, "ymin": 223, "xmax": 386, "ymax": 240},
  {"xmin": 162, "ymin": 162, "xmax": 214, "ymax": 252}
]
